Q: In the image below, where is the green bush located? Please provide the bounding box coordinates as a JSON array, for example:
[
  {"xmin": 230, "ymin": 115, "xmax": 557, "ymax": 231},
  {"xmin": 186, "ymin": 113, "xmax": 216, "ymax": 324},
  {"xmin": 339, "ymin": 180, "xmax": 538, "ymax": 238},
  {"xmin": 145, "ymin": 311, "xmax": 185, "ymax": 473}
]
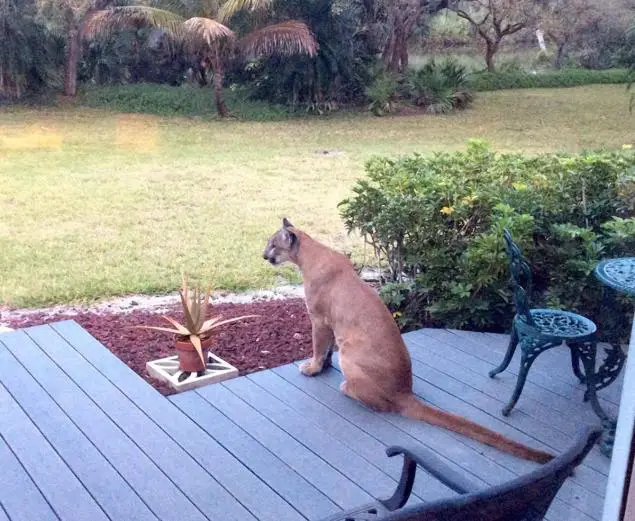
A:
[
  {"xmin": 339, "ymin": 141, "xmax": 635, "ymax": 341},
  {"xmin": 366, "ymin": 73, "xmax": 398, "ymax": 116},
  {"xmin": 406, "ymin": 59, "xmax": 473, "ymax": 113},
  {"xmin": 79, "ymin": 83, "xmax": 293, "ymax": 121},
  {"xmin": 468, "ymin": 68, "xmax": 631, "ymax": 92}
]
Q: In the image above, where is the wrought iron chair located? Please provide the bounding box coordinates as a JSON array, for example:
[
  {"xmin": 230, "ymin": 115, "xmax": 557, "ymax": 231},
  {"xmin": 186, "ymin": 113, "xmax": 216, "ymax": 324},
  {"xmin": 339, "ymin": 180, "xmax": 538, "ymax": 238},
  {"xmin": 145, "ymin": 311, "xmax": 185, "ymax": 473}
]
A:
[
  {"xmin": 320, "ymin": 426, "xmax": 600, "ymax": 521},
  {"xmin": 487, "ymin": 229, "xmax": 613, "ymax": 422}
]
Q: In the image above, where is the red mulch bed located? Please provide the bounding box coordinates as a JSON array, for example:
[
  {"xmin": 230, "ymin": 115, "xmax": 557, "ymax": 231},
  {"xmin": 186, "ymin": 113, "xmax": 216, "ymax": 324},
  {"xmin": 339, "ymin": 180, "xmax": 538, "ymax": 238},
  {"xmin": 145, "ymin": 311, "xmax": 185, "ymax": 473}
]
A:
[{"xmin": 4, "ymin": 299, "xmax": 313, "ymax": 396}]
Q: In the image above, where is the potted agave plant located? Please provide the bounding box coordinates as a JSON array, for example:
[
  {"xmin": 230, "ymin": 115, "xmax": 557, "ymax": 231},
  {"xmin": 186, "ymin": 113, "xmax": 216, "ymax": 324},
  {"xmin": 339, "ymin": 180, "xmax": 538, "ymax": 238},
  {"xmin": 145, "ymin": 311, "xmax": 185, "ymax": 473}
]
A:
[{"xmin": 135, "ymin": 274, "xmax": 258, "ymax": 374}]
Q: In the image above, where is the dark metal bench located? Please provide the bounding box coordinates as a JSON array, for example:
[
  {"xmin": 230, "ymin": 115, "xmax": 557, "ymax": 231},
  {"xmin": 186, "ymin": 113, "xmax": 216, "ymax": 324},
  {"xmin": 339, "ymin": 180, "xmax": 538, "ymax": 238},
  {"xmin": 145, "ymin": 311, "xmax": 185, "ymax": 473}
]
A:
[{"xmin": 321, "ymin": 425, "xmax": 600, "ymax": 521}]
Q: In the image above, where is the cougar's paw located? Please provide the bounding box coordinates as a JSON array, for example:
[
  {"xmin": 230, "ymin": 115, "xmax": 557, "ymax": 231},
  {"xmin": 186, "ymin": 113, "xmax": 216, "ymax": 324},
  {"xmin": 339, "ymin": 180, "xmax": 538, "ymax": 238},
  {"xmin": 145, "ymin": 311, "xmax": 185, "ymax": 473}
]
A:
[{"xmin": 299, "ymin": 360, "xmax": 322, "ymax": 376}]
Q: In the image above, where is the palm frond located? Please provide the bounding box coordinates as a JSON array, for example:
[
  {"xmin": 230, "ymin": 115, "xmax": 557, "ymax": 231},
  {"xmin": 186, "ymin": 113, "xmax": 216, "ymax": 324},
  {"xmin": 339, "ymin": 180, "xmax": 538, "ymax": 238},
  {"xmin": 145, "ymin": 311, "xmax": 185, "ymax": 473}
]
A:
[
  {"xmin": 239, "ymin": 21, "xmax": 318, "ymax": 59},
  {"xmin": 82, "ymin": 6, "xmax": 185, "ymax": 40},
  {"xmin": 218, "ymin": 0, "xmax": 273, "ymax": 23},
  {"xmin": 183, "ymin": 16, "xmax": 235, "ymax": 49}
]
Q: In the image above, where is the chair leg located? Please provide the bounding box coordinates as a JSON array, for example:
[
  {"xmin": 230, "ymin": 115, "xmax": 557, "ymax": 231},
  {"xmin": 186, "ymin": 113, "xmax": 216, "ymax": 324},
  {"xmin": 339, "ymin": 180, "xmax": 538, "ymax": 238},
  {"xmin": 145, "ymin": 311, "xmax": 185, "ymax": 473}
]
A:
[
  {"xmin": 502, "ymin": 338, "xmax": 551, "ymax": 417},
  {"xmin": 573, "ymin": 341, "xmax": 610, "ymax": 422},
  {"xmin": 569, "ymin": 346, "xmax": 586, "ymax": 384},
  {"xmin": 489, "ymin": 325, "xmax": 519, "ymax": 378}
]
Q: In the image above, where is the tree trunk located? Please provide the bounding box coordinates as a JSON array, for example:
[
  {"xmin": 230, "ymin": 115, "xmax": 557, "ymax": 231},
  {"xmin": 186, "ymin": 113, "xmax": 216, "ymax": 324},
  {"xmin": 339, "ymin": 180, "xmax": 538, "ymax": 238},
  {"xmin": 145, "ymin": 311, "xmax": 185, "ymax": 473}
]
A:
[
  {"xmin": 212, "ymin": 53, "xmax": 228, "ymax": 118},
  {"xmin": 64, "ymin": 25, "xmax": 81, "ymax": 96},
  {"xmin": 553, "ymin": 41, "xmax": 567, "ymax": 69},
  {"xmin": 485, "ymin": 40, "xmax": 499, "ymax": 73}
]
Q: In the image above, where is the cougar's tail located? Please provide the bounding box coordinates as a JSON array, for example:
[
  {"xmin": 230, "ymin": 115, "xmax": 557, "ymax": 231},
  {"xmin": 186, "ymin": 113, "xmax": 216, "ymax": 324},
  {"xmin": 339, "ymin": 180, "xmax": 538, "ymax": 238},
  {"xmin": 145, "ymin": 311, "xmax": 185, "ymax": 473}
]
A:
[{"xmin": 398, "ymin": 394, "xmax": 554, "ymax": 464}]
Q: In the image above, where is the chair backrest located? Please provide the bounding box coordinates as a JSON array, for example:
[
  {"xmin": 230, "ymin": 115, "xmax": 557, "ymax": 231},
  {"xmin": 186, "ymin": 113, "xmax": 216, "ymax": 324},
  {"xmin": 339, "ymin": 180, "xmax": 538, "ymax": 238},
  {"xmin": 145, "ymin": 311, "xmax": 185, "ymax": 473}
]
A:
[
  {"xmin": 502, "ymin": 228, "xmax": 534, "ymax": 325},
  {"xmin": 384, "ymin": 426, "xmax": 601, "ymax": 521}
]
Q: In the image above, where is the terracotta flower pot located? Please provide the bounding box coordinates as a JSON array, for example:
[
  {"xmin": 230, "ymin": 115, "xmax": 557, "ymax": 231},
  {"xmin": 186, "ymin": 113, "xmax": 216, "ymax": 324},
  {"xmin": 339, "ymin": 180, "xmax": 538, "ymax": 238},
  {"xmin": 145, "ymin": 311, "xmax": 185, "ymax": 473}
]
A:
[{"xmin": 175, "ymin": 335, "xmax": 213, "ymax": 373}]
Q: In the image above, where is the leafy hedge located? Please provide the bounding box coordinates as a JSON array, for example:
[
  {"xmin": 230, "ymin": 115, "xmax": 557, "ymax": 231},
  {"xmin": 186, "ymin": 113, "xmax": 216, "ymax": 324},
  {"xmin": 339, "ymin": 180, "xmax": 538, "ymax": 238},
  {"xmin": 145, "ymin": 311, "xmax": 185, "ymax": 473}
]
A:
[
  {"xmin": 79, "ymin": 84, "xmax": 293, "ymax": 121},
  {"xmin": 468, "ymin": 68, "xmax": 631, "ymax": 92},
  {"xmin": 339, "ymin": 141, "xmax": 635, "ymax": 341}
]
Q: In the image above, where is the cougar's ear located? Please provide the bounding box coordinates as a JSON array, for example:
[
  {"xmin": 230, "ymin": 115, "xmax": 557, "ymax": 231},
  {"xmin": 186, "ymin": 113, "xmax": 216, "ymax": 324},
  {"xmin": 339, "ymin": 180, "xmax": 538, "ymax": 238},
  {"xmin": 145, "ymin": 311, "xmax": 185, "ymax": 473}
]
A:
[
  {"xmin": 282, "ymin": 217, "xmax": 294, "ymax": 229},
  {"xmin": 284, "ymin": 228, "xmax": 297, "ymax": 248}
]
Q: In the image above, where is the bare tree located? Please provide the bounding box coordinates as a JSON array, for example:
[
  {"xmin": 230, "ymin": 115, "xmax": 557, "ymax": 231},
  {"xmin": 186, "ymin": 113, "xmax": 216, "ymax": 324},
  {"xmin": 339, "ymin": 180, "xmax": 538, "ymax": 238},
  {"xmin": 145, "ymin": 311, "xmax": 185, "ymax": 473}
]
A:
[
  {"xmin": 539, "ymin": 0, "xmax": 601, "ymax": 68},
  {"xmin": 376, "ymin": 0, "xmax": 448, "ymax": 74},
  {"xmin": 449, "ymin": 0, "xmax": 538, "ymax": 72}
]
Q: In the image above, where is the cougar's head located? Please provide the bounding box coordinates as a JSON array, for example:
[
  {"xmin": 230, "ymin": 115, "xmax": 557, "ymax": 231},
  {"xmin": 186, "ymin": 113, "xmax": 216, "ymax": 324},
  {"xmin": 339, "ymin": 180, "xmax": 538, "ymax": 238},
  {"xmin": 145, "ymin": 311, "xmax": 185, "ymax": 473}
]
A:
[{"xmin": 263, "ymin": 217, "xmax": 299, "ymax": 266}]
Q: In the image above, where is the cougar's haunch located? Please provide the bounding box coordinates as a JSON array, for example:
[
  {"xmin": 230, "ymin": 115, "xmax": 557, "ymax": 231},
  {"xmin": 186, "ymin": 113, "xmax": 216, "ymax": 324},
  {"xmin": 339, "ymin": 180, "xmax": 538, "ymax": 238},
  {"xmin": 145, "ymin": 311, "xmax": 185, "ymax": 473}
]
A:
[{"xmin": 264, "ymin": 218, "xmax": 554, "ymax": 464}]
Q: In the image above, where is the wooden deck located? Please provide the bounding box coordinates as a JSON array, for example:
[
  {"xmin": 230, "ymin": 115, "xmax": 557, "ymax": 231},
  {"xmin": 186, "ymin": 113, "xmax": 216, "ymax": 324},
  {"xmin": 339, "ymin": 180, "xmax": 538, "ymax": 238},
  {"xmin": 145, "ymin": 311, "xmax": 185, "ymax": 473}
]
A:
[{"xmin": 0, "ymin": 321, "xmax": 621, "ymax": 521}]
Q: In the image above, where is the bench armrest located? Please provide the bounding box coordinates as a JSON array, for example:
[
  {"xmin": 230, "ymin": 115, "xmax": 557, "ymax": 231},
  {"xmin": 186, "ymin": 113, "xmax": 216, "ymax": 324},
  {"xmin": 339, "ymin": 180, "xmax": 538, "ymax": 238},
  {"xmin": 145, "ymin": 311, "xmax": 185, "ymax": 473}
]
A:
[{"xmin": 379, "ymin": 444, "xmax": 480, "ymax": 511}]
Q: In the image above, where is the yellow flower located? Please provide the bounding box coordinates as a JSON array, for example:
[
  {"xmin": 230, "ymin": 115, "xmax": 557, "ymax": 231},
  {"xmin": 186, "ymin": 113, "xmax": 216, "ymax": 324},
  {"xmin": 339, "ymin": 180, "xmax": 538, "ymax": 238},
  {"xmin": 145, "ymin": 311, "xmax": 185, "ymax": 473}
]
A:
[
  {"xmin": 623, "ymin": 144, "xmax": 633, "ymax": 150},
  {"xmin": 461, "ymin": 195, "xmax": 476, "ymax": 204},
  {"xmin": 440, "ymin": 206, "xmax": 455, "ymax": 216},
  {"xmin": 512, "ymin": 182, "xmax": 528, "ymax": 191}
]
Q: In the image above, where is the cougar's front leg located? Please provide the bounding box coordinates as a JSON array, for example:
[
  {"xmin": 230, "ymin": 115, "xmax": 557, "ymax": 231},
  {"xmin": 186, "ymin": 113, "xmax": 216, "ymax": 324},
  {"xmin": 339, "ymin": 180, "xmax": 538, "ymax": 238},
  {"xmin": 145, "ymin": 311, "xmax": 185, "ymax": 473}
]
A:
[{"xmin": 300, "ymin": 318, "xmax": 334, "ymax": 376}]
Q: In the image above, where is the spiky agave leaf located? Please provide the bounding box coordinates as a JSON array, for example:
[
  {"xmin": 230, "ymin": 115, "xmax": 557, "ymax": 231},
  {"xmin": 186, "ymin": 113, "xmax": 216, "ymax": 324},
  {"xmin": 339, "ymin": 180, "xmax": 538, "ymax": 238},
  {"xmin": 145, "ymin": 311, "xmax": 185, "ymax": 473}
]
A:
[
  {"xmin": 239, "ymin": 20, "xmax": 318, "ymax": 59},
  {"xmin": 217, "ymin": 0, "xmax": 273, "ymax": 23},
  {"xmin": 161, "ymin": 316, "xmax": 191, "ymax": 336},
  {"xmin": 199, "ymin": 314, "xmax": 260, "ymax": 335},
  {"xmin": 130, "ymin": 325, "xmax": 185, "ymax": 335},
  {"xmin": 82, "ymin": 6, "xmax": 185, "ymax": 40},
  {"xmin": 189, "ymin": 334, "xmax": 206, "ymax": 366},
  {"xmin": 183, "ymin": 16, "xmax": 235, "ymax": 51},
  {"xmin": 179, "ymin": 283, "xmax": 199, "ymax": 333}
]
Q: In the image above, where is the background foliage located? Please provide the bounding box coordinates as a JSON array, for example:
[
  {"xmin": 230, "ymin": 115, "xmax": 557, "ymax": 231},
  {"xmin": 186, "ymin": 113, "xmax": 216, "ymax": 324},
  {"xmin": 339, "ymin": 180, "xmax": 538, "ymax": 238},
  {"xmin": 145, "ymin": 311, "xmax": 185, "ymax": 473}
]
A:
[{"xmin": 339, "ymin": 141, "xmax": 635, "ymax": 342}]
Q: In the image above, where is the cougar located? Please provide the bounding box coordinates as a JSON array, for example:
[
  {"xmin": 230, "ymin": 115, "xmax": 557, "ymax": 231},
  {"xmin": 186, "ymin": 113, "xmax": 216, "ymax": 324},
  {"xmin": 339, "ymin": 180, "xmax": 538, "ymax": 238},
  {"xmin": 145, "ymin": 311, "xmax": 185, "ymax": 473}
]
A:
[{"xmin": 263, "ymin": 218, "xmax": 553, "ymax": 463}]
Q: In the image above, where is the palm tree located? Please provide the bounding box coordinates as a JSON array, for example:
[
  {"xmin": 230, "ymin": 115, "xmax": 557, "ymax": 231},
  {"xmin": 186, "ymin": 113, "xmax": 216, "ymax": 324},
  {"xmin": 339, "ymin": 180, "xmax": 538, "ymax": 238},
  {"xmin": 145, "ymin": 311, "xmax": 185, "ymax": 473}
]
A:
[{"xmin": 81, "ymin": 0, "xmax": 318, "ymax": 116}]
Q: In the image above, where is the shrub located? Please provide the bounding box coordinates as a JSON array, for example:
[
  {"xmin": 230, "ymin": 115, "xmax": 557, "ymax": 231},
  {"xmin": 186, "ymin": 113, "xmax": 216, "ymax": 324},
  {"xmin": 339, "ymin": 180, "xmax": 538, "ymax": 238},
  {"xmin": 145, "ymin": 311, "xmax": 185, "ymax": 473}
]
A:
[
  {"xmin": 366, "ymin": 73, "xmax": 398, "ymax": 116},
  {"xmin": 468, "ymin": 68, "xmax": 631, "ymax": 92},
  {"xmin": 339, "ymin": 141, "xmax": 635, "ymax": 341},
  {"xmin": 79, "ymin": 83, "xmax": 292, "ymax": 121},
  {"xmin": 406, "ymin": 59, "xmax": 473, "ymax": 113}
]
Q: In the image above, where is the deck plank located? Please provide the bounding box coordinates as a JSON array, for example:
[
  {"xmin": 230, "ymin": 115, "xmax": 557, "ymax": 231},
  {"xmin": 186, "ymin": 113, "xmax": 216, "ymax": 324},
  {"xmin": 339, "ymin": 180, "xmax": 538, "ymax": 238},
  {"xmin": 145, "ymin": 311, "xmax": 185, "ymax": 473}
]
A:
[
  {"xmin": 47, "ymin": 321, "xmax": 303, "ymax": 521},
  {"xmin": 224, "ymin": 375, "xmax": 413, "ymax": 501},
  {"xmin": 2, "ymin": 329, "xmax": 208, "ymax": 521},
  {"xmin": 0, "ymin": 321, "xmax": 611, "ymax": 521},
  {"xmin": 170, "ymin": 389, "xmax": 338, "ymax": 520},
  {"xmin": 307, "ymin": 357, "xmax": 602, "ymax": 521},
  {"xmin": 196, "ymin": 382, "xmax": 373, "ymax": 509},
  {"xmin": 276, "ymin": 364, "xmax": 508, "ymax": 486},
  {"xmin": 481, "ymin": 331, "xmax": 625, "ymax": 405},
  {"xmin": 405, "ymin": 332, "xmax": 597, "ymax": 430},
  {"xmin": 0, "ymin": 344, "xmax": 158, "ymax": 521},
  {"xmin": 0, "ymin": 433, "xmax": 59, "ymax": 521},
  {"xmin": 417, "ymin": 328, "xmax": 618, "ymax": 413},
  {"xmin": 246, "ymin": 369, "xmax": 452, "ymax": 501},
  {"xmin": 0, "ymin": 377, "xmax": 108, "ymax": 521}
]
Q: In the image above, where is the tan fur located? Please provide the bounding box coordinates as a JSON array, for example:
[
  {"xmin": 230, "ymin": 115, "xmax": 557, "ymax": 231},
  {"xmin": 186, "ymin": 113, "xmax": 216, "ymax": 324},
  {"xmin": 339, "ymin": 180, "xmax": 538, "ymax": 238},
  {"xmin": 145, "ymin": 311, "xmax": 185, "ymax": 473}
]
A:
[{"xmin": 264, "ymin": 219, "xmax": 554, "ymax": 464}]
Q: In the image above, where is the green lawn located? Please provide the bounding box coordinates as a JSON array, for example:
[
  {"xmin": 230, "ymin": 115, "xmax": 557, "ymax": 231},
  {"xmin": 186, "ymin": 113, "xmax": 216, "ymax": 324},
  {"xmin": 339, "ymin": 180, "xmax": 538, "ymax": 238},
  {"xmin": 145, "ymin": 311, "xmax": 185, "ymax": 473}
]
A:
[{"xmin": 1, "ymin": 84, "xmax": 633, "ymax": 307}]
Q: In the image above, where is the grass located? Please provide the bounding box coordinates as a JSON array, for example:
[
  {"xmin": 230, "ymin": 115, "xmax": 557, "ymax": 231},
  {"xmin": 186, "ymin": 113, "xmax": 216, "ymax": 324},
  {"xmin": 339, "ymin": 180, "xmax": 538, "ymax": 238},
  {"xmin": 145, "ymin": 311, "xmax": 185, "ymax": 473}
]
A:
[{"xmin": 1, "ymin": 84, "xmax": 633, "ymax": 307}]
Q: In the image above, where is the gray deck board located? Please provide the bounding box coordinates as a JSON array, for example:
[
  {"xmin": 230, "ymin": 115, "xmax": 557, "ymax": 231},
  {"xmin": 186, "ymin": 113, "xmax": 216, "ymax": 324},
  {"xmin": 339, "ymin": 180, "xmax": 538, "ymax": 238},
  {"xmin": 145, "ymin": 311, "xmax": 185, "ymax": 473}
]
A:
[
  {"xmin": 0, "ymin": 343, "xmax": 158, "ymax": 521},
  {"xmin": 246, "ymin": 369, "xmax": 453, "ymax": 501},
  {"xmin": 2, "ymin": 328, "xmax": 209, "ymax": 521},
  {"xmin": 0, "ymin": 376, "xmax": 108, "ymax": 521},
  {"xmin": 170, "ymin": 390, "xmax": 339, "ymax": 520},
  {"xmin": 43, "ymin": 321, "xmax": 299, "ymax": 521},
  {"xmin": 196, "ymin": 381, "xmax": 373, "ymax": 509},
  {"xmin": 0, "ymin": 320, "xmax": 618, "ymax": 521},
  {"xmin": 0, "ymin": 435, "xmax": 59, "ymax": 521},
  {"xmin": 290, "ymin": 359, "xmax": 597, "ymax": 521}
]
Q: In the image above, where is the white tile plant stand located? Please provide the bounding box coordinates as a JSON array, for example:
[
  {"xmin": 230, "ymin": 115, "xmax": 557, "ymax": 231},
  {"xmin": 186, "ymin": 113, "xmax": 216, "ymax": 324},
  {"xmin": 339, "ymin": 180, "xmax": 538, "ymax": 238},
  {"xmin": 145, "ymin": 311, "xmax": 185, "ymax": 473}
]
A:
[{"xmin": 146, "ymin": 351, "xmax": 238, "ymax": 393}]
